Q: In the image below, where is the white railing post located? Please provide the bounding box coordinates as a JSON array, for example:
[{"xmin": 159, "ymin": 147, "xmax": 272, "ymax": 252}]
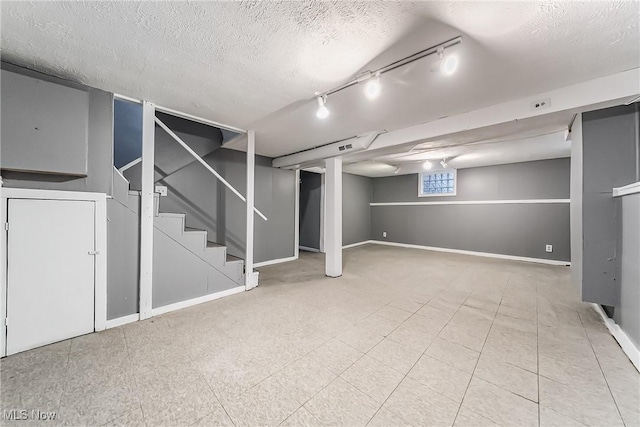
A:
[
  {"xmin": 245, "ymin": 131, "xmax": 257, "ymax": 289},
  {"xmin": 139, "ymin": 101, "xmax": 155, "ymax": 319}
]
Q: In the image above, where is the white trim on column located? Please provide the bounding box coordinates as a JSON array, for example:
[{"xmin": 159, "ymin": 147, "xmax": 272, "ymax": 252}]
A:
[
  {"xmin": 139, "ymin": 101, "xmax": 155, "ymax": 320},
  {"xmin": 245, "ymin": 131, "xmax": 257, "ymax": 290},
  {"xmin": 294, "ymin": 169, "xmax": 300, "ymax": 259},
  {"xmin": 613, "ymin": 182, "xmax": 640, "ymax": 197},
  {"xmin": 325, "ymin": 158, "xmax": 343, "ymax": 277},
  {"xmin": 370, "ymin": 199, "xmax": 570, "ymax": 207},
  {"xmin": 592, "ymin": 304, "xmax": 640, "ymax": 372}
]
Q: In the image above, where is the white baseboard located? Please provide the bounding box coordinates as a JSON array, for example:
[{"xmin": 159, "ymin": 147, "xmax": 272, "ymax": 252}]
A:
[
  {"xmin": 105, "ymin": 313, "xmax": 139, "ymax": 329},
  {"xmin": 368, "ymin": 240, "xmax": 571, "ymax": 266},
  {"xmin": 151, "ymin": 285, "xmax": 245, "ymax": 316},
  {"xmin": 592, "ymin": 304, "xmax": 640, "ymax": 372},
  {"xmin": 343, "ymin": 240, "xmax": 372, "ymax": 249},
  {"xmin": 254, "ymin": 255, "xmax": 298, "ymax": 268},
  {"xmin": 299, "ymin": 246, "xmax": 320, "ymax": 253}
]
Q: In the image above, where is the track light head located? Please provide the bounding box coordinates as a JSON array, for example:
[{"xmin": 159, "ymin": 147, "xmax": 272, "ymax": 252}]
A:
[
  {"xmin": 440, "ymin": 158, "xmax": 448, "ymax": 169},
  {"xmin": 440, "ymin": 54, "xmax": 458, "ymax": 76},
  {"xmin": 394, "ymin": 167, "xmax": 400, "ymax": 175},
  {"xmin": 316, "ymin": 96, "xmax": 329, "ymax": 119},
  {"xmin": 423, "ymin": 161, "xmax": 433, "ymax": 170},
  {"xmin": 364, "ymin": 74, "xmax": 381, "ymax": 100}
]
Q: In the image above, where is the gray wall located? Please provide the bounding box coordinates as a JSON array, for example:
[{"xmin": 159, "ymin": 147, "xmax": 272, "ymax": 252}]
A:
[
  {"xmin": 1, "ymin": 68, "xmax": 88, "ymax": 176},
  {"xmin": 299, "ymin": 171, "xmax": 321, "ymax": 250},
  {"xmin": 581, "ymin": 104, "xmax": 639, "ymax": 305},
  {"xmin": 107, "ymin": 197, "xmax": 140, "ymax": 319},
  {"xmin": 343, "ymin": 172, "xmax": 372, "ymax": 246},
  {"xmin": 158, "ymin": 147, "xmax": 296, "ymax": 264},
  {"xmin": 1, "ymin": 64, "xmax": 113, "ymax": 195},
  {"xmin": 614, "ymin": 193, "xmax": 640, "ymax": 349},
  {"xmin": 371, "ymin": 159, "xmax": 571, "ymax": 262}
]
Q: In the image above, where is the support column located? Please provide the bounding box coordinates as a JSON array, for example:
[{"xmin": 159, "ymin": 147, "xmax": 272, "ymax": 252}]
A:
[
  {"xmin": 325, "ymin": 157, "xmax": 342, "ymax": 277},
  {"xmin": 294, "ymin": 169, "xmax": 300, "ymax": 259},
  {"xmin": 245, "ymin": 131, "xmax": 257, "ymax": 290},
  {"xmin": 139, "ymin": 101, "xmax": 155, "ymax": 319}
]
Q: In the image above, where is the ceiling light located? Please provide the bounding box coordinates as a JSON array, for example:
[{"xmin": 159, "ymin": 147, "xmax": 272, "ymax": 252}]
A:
[
  {"xmin": 423, "ymin": 161, "xmax": 433, "ymax": 170},
  {"xmin": 440, "ymin": 158, "xmax": 448, "ymax": 168},
  {"xmin": 394, "ymin": 167, "xmax": 400, "ymax": 174},
  {"xmin": 440, "ymin": 54, "xmax": 458, "ymax": 76},
  {"xmin": 316, "ymin": 96, "xmax": 329, "ymax": 119},
  {"xmin": 311, "ymin": 36, "xmax": 462, "ymax": 117},
  {"xmin": 364, "ymin": 75, "xmax": 381, "ymax": 100}
]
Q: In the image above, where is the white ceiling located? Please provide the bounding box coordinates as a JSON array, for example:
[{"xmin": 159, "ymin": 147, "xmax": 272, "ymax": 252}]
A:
[
  {"xmin": 343, "ymin": 130, "xmax": 571, "ymax": 177},
  {"xmin": 2, "ymin": 1, "xmax": 638, "ymax": 159}
]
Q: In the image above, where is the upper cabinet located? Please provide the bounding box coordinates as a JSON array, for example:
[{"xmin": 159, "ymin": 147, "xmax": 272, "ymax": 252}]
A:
[{"xmin": 1, "ymin": 69, "xmax": 89, "ymax": 176}]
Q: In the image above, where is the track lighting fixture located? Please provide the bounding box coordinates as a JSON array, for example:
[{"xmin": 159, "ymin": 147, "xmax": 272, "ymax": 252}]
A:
[
  {"xmin": 364, "ymin": 73, "xmax": 381, "ymax": 100},
  {"xmin": 313, "ymin": 36, "xmax": 462, "ymax": 119},
  {"xmin": 316, "ymin": 96, "xmax": 329, "ymax": 119},
  {"xmin": 440, "ymin": 158, "xmax": 448, "ymax": 169},
  {"xmin": 423, "ymin": 161, "xmax": 433, "ymax": 170},
  {"xmin": 437, "ymin": 47, "xmax": 458, "ymax": 76},
  {"xmin": 440, "ymin": 54, "xmax": 458, "ymax": 76},
  {"xmin": 394, "ymin": 167, "xmax": 400, "ymax": 174}
]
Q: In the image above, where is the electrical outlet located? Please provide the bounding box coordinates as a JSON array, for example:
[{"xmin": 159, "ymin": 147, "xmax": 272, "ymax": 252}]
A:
[
  {"xmin": 383, "ymin": 231, "xmax": 387, "ymax": 238},
  {"xmin": 530, "ymin": 98, "xmax": 551, "ymax": 111},
  {"xmin": 546, "ymin": 244, "xmax": 553, "ymax": 253},
  {"xmin": 155, "ymin": 185, "xmax": 168, "ymax": 197}
]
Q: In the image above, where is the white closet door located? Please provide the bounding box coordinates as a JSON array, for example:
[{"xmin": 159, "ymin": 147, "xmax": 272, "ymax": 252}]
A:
[{"xmin": 6, "ymin": 199, "xmax": 95, "ymax": 355}]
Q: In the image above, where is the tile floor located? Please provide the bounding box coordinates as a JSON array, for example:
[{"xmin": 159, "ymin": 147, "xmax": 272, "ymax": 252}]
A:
[{"xmin": 1, "ymin": 245, "xmax": 639, "ymax": 427}]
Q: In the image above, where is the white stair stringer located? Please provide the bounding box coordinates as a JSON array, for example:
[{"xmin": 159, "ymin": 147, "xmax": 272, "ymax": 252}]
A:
[{"xmin": 153, "ymin": 212, "xmax": 244, "ymax": 286}]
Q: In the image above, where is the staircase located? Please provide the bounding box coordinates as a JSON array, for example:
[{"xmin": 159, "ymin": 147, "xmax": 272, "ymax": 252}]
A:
[
  {"xmin": 154, "ymin": 212, "xmax": 244, "ymax": 284},
  {"xmin": 112, "ymin": 167, "xmax": 244, "ymax": 310}
]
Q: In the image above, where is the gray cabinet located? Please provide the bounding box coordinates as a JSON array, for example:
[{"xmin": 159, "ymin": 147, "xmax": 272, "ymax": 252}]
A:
[{"xmin": 1, "ymin": 69, "xmax": 89, "ymax": 176}]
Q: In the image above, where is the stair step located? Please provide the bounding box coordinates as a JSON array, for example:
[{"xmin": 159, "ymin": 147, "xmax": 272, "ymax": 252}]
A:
[
  {"xmin": 185, "ymin": 226, "xmax": 206, "ymax": 233},
  {"xmin": 226, "ymin": 254, "xmax": 243, "ymax": 263},
  {"xmin": 159, "ymin": 212, "xmax": 185, "ymax": 218},
  {"xmin": 207, "ymin": 241, "xmax": 224, "ymax": 248}
]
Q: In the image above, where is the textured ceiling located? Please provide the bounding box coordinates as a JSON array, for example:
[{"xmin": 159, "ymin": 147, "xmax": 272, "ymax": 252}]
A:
[
  {"xmin": 343, "ymin": 131, "xmax": 571, "ymax": 177},
  {"xmin": 2, "ymin": 1, "xmax": 638, "ymax": 158}
]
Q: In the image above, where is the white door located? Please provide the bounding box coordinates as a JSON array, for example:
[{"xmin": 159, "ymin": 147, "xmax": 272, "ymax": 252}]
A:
[{"xmin": 6, "ymin": 199, "xmax": 95, "ymax": 355}]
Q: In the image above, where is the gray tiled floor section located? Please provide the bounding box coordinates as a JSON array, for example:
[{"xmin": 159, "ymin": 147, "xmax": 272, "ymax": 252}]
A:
[{"xmin": 2, "ymin": 245, "xmax": 639, "ymax": 426}]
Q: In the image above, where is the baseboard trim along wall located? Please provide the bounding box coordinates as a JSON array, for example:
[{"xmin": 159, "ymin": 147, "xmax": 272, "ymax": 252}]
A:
[
  {"xmin": 370, "ymin": 199, "xmax": 570, "ymax": 207},
  {"xmin": 151, "ymin": 285, "xmax": 245, "ymax": 317},
  {"xmin": 592, "ymin": 303, "xmax": 640, "ymax": 372},
  {"xmin": 343, "ymin": 241, "xmax": 370, "ymax": 249},
  {"xmin": 105, "ymin": 313, "xmax": 140, "ymax": 329},
  {"xmin": 254, "ymin": 255, "xmax": 298, "ymax": 268},
  {"xmin": 299, "ymin": 246, "xmax": 321, "ymax": 253},
  {"xmin": 361, "ymin": 240, "xmax": 571, "ymax": 266}
]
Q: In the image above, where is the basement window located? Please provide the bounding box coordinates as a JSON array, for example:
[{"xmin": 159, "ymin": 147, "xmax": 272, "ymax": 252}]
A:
[{"xmin": 418, "ymin": 170, "xmax": 457, "ymax": 197}]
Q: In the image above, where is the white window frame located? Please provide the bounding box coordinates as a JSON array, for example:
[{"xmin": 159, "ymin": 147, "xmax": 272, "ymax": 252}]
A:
[{"xmin": 418, "ymin": 169, "xmax": 458, "ymax": 197}]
